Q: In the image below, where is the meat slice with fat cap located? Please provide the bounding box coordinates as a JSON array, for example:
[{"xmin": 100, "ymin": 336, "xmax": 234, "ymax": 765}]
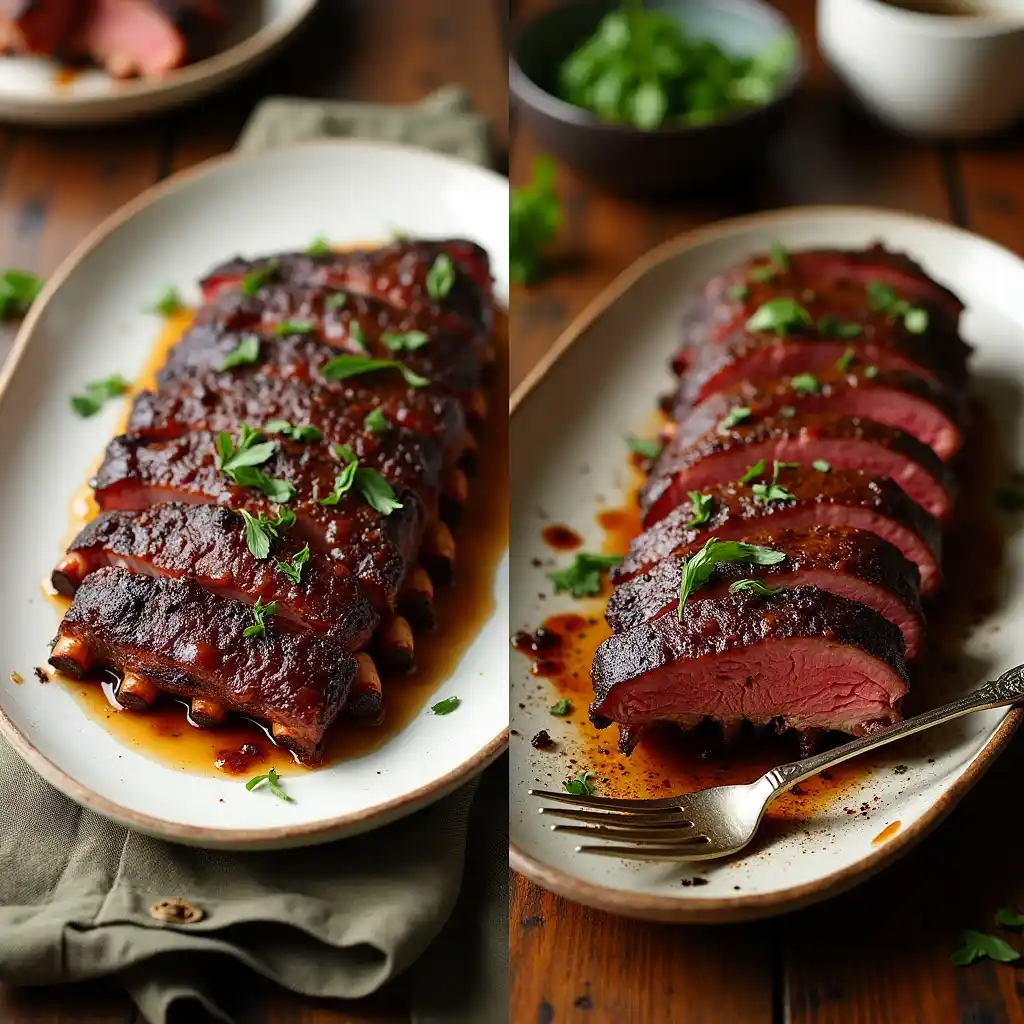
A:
[
  {"xmin": 590, "ymin": 586, "xmax": 909, "ymax": 739},
  {"xmin": 605, "ymin": 525, "xmax": 924, "ymax": 659}
]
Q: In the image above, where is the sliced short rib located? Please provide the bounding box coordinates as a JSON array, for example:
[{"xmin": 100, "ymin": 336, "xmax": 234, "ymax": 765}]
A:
[
  {"xmin": 52, "ymin": 504, "xmax": 378, "ymax": 650},
  {"xmin": 644, "ymin": 413, "xmax": 954, "ymax": 523},
  {"xmin": 92, "ymin": 431, "xmax": 423, "ymax": 612},
  {"xmin": 200, "ymin": 239, "xmax": 493, "ymax": 337},
  {"xmin": 590, "ymin": 586, "xmax": 909, "ymax": 739},
  {"xmin": 666, "ymin": 368, "xmax": 966, "ymax": 462},
  {"xmin": 614, "ymin": 467, "xmax": 942, "ymax": 595},
  {"xmin": 50, "ymin": 568, "xmax": 355, "ymax": 764},
  {"xmin": 605, "ymin": 525, "xmax": 924, "ymax": 659}
]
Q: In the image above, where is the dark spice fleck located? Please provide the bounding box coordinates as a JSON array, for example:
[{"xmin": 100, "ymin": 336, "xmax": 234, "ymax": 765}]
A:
[
  {"xmin": 893, "ymin": 764, "xmax": 909, "ymax": 775},
  {"xmin": 531, "ymin": 730, "xmax": 554, "ymax": 750},
  {"xmin": 33, "ymin": 666, "xmax": 49, "ymax": 683}
]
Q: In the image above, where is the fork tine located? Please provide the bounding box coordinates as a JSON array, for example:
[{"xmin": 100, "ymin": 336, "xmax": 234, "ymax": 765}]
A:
[
  {"xmin": 552, "ymin": 824, "xmax": 700, "ymax": 841},
  {"xmin": 529, "ymin": 788, "xmax": 684, "ymax": 812},
  {"xmin": 577, "ymin": 841, "xmax": 717, "ymax": 861},
  {"xmin": 538, "ymin": 806, "xmax": 692, "ymax": 827}
]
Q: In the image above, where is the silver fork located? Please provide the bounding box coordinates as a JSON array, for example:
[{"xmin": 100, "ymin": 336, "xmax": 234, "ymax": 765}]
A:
[{"xmin": 530, "ymin": 665, "xmax": 1024, "ymax": 862}]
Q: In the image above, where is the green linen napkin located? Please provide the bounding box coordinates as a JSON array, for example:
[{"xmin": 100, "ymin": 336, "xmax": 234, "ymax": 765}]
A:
[{"xmin": 0, "ymin": 88, "xmax": 508, "ymax": 1024}]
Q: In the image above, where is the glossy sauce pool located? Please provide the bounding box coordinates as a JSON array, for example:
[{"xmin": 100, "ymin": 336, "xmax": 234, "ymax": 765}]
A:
[{"xmin": 45, "ymin": 307, "xmax": 509, "ymax": 778}]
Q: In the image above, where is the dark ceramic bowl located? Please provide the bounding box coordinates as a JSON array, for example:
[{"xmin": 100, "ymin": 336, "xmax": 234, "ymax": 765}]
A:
[{"xmin": 509, "ymin": 0, "xmax": 805, "ymax": 197}]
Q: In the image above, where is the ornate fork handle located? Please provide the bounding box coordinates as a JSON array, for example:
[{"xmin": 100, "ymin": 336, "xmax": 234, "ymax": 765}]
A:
[{"xmin": 763, "ymin": 664, "xmax": 1024, "ymax": 793}]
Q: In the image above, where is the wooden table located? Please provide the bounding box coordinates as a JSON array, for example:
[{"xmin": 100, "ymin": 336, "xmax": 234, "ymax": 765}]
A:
[
  {"xmin": 0, "ymin": 2, "xmax": 506, "ymax": 1022},
  {"xmin": 509, "ymin": 2, "xmax": 1024, "ymax": 1022}
]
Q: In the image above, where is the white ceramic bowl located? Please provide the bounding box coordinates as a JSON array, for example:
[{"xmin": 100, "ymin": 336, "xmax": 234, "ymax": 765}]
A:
[{"xmin": 818, "ymin": 0, "xmax": 1024, "ymax": 138}]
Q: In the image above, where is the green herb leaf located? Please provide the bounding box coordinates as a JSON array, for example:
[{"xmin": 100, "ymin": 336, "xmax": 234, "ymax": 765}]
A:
[
  {"xmin": 511, "ymin": 156, "xmax": 562, "ymax": 286},
  {"xmin": 677, "ymin": 538, "xmax": 785, "ymax": 615},
  {"xmin": 325, "ymin": 292, "xmax": 348, "ymax": 311},
  {"xmin": 0, "ymin": 269, "xmax": 43, "ymax": 318},
  {"xmin": 867, "ymin": 280, "xmax": 929, "ymax": 334},
  {"xmin": 817, "ymin": 315, "xmax": 863, "ymax": 339},
  {"xmin": 70, "ymin": 374, "xmax": 130, "ymax": 417},
  {"xmin": 306, "ymin": 235, "xmax": 331, "ymax": 256},
  {"xmin": 263, "ymin": 419, "xmax": 323, "ymax": 443},
  {"xmin": 241, "ymin": 259, "xmax": 281, "ymax": 297},
  {"xmin": 217, "ymin": 425, "xmax": 294, "ymax": 502},
  {"xmin": 812, "ymin": 459, "xmax": 831, "ymax": 473},
  {"xmin": 746, "ymin": 298, "xmax": 813, "ymax": 336},
  {"xmin": 790, "ymin": 372, "xmax": 820, "ymax": 396},
  {"xmin": 728, "ymin": 578, "xmax": 786, "ymax": 597},
  {"xmin": 319, "ymin": 459, "xmax": 359, "ymax": 506},
  {"xmin": 430, "ymin": 696, "xmax": 461, "ymax": 715},
  {"xmin": 245, "ymin": 766, "xmax": 293, "ymax": 802},
  {"xmin": 426, "ymin": 253, "xmax": 456, "ymax": 300},
  {"xmin": 717, "ymin": 406, "xmax": 751, "ymax": 433},
  {"xmin": 355, "ymin": 466, "xmax": 404, "ymax": 515},
  {"xmin": 631, "ymin": 79, "xmax": 668, "ymax": 129},
  {"xmin": 728, "ymin": 283, "xmax": 749, "ymax": 301},
  {"xmin": 348, "ymin": 321, "xmax": 367, "ymax": 354},
  {"xmin": 273, "ymin": 320, "xmax": 315, "ymax": 336},
  {"xmin": 243, "ymin": 596, "xmax": 277, "ymax": 639},
  {"xmin": 749, "ymin": 265, "xmax": 776, "ymax": 284},
  {"xmin": 550, "ymin": 697, "xmax": 572, "ymax": 716},
  {"xmin": 627, "ymin": 434, "xmax": 662, "ymax": 460},
  {"xmin": 835, "ymin": 346, "xmax": 856, "ymax": 373},
  {"xmin": 751, "ymin": 460, "xmax": 797, "ymax": 505},
  {"xmin": 778, "ymin": 405, "xmax": 797, "ymax": 419},
  {"xmin": 864, "ymin": 364, "xmax": 879, "ymax": 379},
  {"xmin": 563, "ymin": 770, "xmax": 595, "ymax": 796},
  {"xmin": 739, "ymin": 459, "xmax": 766, "ymax": 484},
  {"xmin": 237, "ymin": 508, "xmax": 290, "ymax": 560},
  {"xmin": 364, "ymin": 407, "xmax": 390, "ymax": 434},
  {"xmin": 276, "ymin": 543, "xmax": 310, "ymax": 585},
  {"xmin": 150, "ymin": 285, "xmax": 183, "ymax": 317},
  {"xmin": 381, "ymin": 329, "xmax": 429, "ymax": 353},
  {"xmin": 769, "ymin": 242, "xmax": 790, "ymax": 271},
  {"xmin": 686, "ymin": 491, "xmax": 713, "ymax": 528},
  {"xmin": 548, "ymin": 552, "xmax": 623, "ymax": 599},
  {"xmin": 320, "ymin": 354, "xmax": 428, "ymax": 388},
  {"xmin": 218, "ymin": 334, "xmax": 261, "ymax": 371},
  {"xmin": 996, "ymin": 908, "xmax": 1024, "ymax": 929},
  {"xmin": 950, "ymin": 930, "xmax": 1020, "ymax": 966},
  {"xmin": 904, "ymin": 307, "xmax": 929, "ymax": 333}
]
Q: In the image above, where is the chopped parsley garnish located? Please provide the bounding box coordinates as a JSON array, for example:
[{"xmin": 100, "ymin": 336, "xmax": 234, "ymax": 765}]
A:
[
  {"xmin": 717, "ymin": 406, "xmax": 751, "ymax": 433},
  {"xmin": 812, "ymin": 459, "xmax": 831, "ymax": 473},
  {"xmin": 950, "ymin": 931, "xmax": 1020, "ymax": 966},
  {"xmin": 325, "ymin": 292, "xmax": 348, "ymax": 311},
  {"xmin": 627, "ymin": 434, "xmax": 662, "ymax": 459},
  {"xmin": 746, "ymin": 297, "xmax": 813, "ymax": 336},
  {"xmin": 381, "ymin": 330, "xmax": 429, "ymax": 353},
  {"xmin": 319, "ymin": 445, "xmax": 403, "ymax": 515},
  {"xmin": 996, "ymin": 908, "xmax": 1024, "ymax": 929},
  {"xmin": 728, "ymin": 578, "xmax": 785, "ymax": 597},
  {"xmin": 550, "ymin": 697, "xmax": 572, "ymax": 716},
  {"xmin": 348, "ymin": 321, "xmax": 367, "ymax": 354},
  {"xmin": 864, "ymin": 364, "xmax": 879, "ymax": 379},
  {"xmin": 218, "ymin": 335, "xmax": 260, "ymax": 371},
  {"xmin": 835, "ymin": 346, "xmax": 856, "ymax": 373},
  {"xmin": 238, "ymin": 508, "xmax": 292, "ymax": 560},
  {"xmin": 677, "ymin": 538, "xmax": 785, "ymax": 615},
  {"xmin": 728, "ymin": 283, "xmax": 749, "ymax": 301},
  {"xmin": 817, "ymin": 315, "xmax": 863, "ymax": 339},
  {"xmin": 996, "ymin": 470, "xmax": 1024, "ymax": 511},
  {"xmin": 563, "ymin": 770, "xmax": 595, "ymax": 796},
  {"xmin": 150, "ymin": 285, "xmax": 183, "ymax": 317},
  {"xmin": 241, "ymin": 259, "xmax": 281, "ymax": 297},
  {"xmin": 243, "ymin": 596, "xmax": 277, "ymax": 639},
  {"xmin": 273, "ymin": 320, "xmax": 315, "ymax": 336},
  {"xmin": 752, "ymin": 460, "xmax": 797, "ymax": 505},
  {"xmin": 778, "ymin": 405, "xmax": 797, "ymax": 418},
  {"xmin": 866, "ymin": 281, "xmax": 929, "ymax": 334},
  {"xmin": 686, "ymin": 491, "xmax": 713, "ymax": 527},
  {"xmin": 216, "ymin": 425, "xmax": 295, "ymax": 503},
  {"xmin": 318, "ymin": 456, "xmax": 358, "ymax": 506},
  {"xmin": 320, "ymin": 353, "xmax": 428, "ymax": 388},
  {"xmin": 548, "ymin": 552, "xmax": 622, "ymax": 599},
  {"xmin": 511, "ymin": 156, "xmax": 562, "ymax": 286},
  {"xmin": 0, "ymin": 269, "xmax": 42, "ymax": 318},
  {"xmin": 739, "ymin": 459, "xmax": 766, "ymax": 484},
  {"xmin": 430, "ymin": 696, "xmax": 461, "ymax": 715},
  {"xmin": 263, "ymin": 419, "xmax": 323, "ymax": 443},
  {"xmin": 306, "ymin": 235, "xmax": 331, "ymax": 256},
  {"xmin": 276, "ymin": 544, "xmax": 310, "ymax": 585},
  {"xmin": 789, "ymin": 372, "xmax": 820, "ymax": 396},
  {"xmin": 70, "ymin": 374, "xmax": 130, "ymax": 417},
  {"xmin": 769, "ymin": 242, "xmax": 789, "ymax": 271},
  {"xmin": 245, "ymin": 767, "xmax": 293, "ymax": 802},
  {"xmin": 426, "ymin": 253, "xmax": 456, "ymax": 300},
  {"xmin": 364, "ymin": 407, "xmax": 390, "ymax": 434},
  {"xmin": 749, "ymin": 265, "xmax": 776, "ymax": 284}
]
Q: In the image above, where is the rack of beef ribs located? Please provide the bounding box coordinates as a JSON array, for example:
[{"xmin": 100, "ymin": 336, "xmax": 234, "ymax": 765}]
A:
[
  {"xmin": 590, "ymin": 245, "xmax": 969, "ymax": 757},
  {"xmin": 49, "ymin": 238, "xmax": 493, "ymax": 764}
]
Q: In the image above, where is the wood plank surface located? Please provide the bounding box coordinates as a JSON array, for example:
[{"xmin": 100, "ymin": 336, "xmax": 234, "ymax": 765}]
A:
[
  {"xmin": 0, "ymin": 2, "xmax": 505, "ymax": 1022},
  {"xmin": 509, "ymin": 2, "xmax": 1024, "ymax": 1023}
]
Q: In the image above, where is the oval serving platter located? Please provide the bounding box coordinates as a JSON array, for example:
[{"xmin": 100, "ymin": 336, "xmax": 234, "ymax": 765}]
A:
[
  {"xmin": 0, "ymin": 139, "xmax": 508, "ymax": 850},
  {"xmin": 510, "ymin": 207, "xmax": 1024, "ymax": 923},
  {"xmin": 0, "ymin": 0, "xmax": 315, "ymax": 126}
]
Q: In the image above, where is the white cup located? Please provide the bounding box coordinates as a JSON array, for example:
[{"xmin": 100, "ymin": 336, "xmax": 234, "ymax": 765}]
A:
[{"xmin": 818, "ymin": 0, "xmax": 1024, "ymax": 138}]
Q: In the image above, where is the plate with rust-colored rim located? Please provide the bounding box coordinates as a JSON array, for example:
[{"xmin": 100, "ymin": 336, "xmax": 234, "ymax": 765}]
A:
[
  {"xmin": 0, "ymin": 0, "xmax": 316, "ymax": 126},
  {"xmin": 0, "ymin": 139, "xmax": 509, "ymax": 849},
  {"xmin": 509, "ymin": 206, "xmax": 1024, "ymax": 922}
]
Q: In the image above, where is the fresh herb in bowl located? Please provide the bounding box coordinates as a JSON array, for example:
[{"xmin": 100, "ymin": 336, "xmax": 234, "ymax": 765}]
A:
[
  {"xmin": 511, "ymin": 156, "xmax": 562, "ymax": 286},
  {"xmin": 558, "ymin": 1, "xmax": 796, "ymax": 130}
]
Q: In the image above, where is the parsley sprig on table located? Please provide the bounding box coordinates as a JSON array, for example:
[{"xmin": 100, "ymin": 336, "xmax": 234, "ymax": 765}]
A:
[
  {"xmin": 548, "ymin": 552, "xmax": 622, "ymax": 599},
  {"xmin": 511, "ymin": 156, "xmax": 562, "ymax": 286},
  {"xmin": 70, "ymin": 374, "xmax": 130, "ymax": 417},
  {"xmin": 951, "ymin": 908, "xmax": 1024, "ymax": 966}
]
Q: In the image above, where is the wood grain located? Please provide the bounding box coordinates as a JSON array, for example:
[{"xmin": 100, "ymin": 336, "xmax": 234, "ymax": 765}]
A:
[{"xmin": 0, "ymin": 2, "xmax": 504, "ymax": 1021}]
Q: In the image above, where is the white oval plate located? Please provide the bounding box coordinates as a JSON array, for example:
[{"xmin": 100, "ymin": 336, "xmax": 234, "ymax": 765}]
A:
[
  {"xmin": 0, "ymin": 0, "xmax": 315, "ymax": 126},
  {"xmin": 0, "ymin": 139, "xmax": 508, "ymax": 849},
  {"xmin": 510, "ymin": 207, "xmax": 1024, "ymax": 922}
]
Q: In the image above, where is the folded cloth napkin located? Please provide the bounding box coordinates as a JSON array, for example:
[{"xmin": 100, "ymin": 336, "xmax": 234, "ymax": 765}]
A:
[{"xmin": 0, "ymin": 88, "xmax": 508, "ymax": 1024}]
